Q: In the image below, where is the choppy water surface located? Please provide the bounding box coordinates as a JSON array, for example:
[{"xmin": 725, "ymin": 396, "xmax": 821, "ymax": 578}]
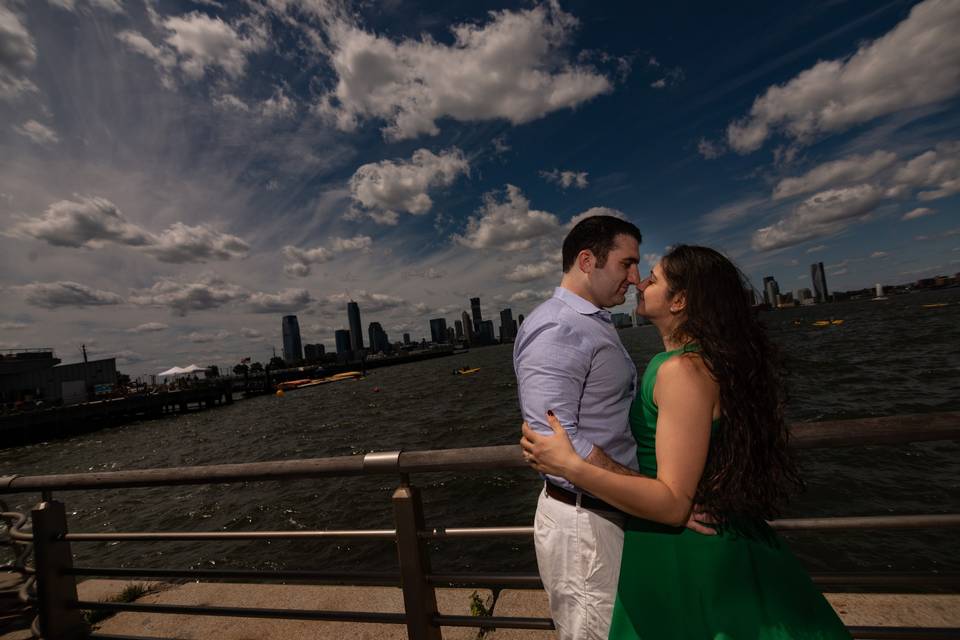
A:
[{"xmin": 2, "ymin": 289, "xmax": 959, "ymax": 578}]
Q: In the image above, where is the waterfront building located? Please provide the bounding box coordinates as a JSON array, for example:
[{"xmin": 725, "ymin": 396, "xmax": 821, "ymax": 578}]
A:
[
  {"xmin": 347, "ymin": 301, "xmax": 364, "ymax": 353},
  {"xmin": 811, "ymin": 262, "xmax": 829, "ymax": 303},
  {"xmin": 762, "ymin": 276, "xmax": 780, "ymax": 307},
  {"xmin": 281, "ymin": 315, "xmax": 303, "ymax": 364},
  {"xmin": 454, "ymin": 320, "xmax": 464, "ymax": 341},
  {"xmin": 368, "ymin": 322, "xmax": 390, "ymax": 354},
  {"xmin": 518, "ymin": 313, "xmax": 525, "ymax": 326},
  {"xmin": 429, "ymin": 318, "xmax": 448, "ymax": 344},
  {"xmin": 499, "ymin": 308, "xmax": 517, "ymax": 342},
  {"xmin": 461, "ymin": 311, "xmax": 475, "ymax": 345},
  {"xmin": 470, "ymin": 297, "xmax": 483, "ymax": 333},
  {"xmin": 403, "ymin": 333, "xmax": 411, "ymax": 345},
  {"xmin": 334, "ymin": 329, "xmax": 351, "ymax": 355},
  {"xmin": 304, "ymin": 343, "xmax": 325, "ymax": 361},
  {"xmin": 447, "ymin": 327, "xmax": 456, "ymax": 343},
  {"xmin": 611, "ymin": 312, "xmax": 633, "ymax": 328},
  {"xmin": 0, "ymin": 349, "xmax": 117, "ymax": 405}
]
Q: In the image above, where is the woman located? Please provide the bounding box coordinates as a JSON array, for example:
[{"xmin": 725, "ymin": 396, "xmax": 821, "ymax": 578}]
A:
[{"xmin": 521, "ymin": 245, "xmax": 849, "ymax": 639}]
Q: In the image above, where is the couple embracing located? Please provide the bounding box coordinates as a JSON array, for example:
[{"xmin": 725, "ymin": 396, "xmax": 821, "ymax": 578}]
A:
[{"xmin": 513, "ymin": 216, "xmax": 850, "ymax": 639}]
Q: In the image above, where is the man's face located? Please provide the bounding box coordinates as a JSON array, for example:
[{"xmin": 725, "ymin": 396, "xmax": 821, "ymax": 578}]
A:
[{"xmin": 587, "ymin": 234, "xmax": 641, "ymax": 308}]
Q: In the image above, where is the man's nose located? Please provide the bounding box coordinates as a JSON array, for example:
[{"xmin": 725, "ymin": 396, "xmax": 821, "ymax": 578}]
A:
[{"xmin": 628, "ymin": 265, "xmax": 641, "ymax": 284}]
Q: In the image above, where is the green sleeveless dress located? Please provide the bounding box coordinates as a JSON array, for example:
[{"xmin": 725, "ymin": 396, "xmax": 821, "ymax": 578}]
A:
[{"xmin": 607, "ymin": 347, "xmax": 850, "ymax": 639}]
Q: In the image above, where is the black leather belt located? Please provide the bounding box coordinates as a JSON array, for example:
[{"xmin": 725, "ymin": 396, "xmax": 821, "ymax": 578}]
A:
[{"xmin": 544, "ymin": 482, "xmax": 624, "ymax": 515}]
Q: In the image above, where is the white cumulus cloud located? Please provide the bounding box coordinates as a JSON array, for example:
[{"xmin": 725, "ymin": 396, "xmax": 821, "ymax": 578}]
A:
[
  {"xmin": 901, "ymin": 207, "xmax": 935, "ymax": 221},
  {"xmin": 349, "ymin": 148, "xmax": 468, "ymax": 224},
  {"xmin": 727, "ymin": 0, "xmax": 960, "ymax": 153},
  {"xmin": 128, "ymin": 322, "xmax": 169, "ymax": 333},
  {"xmin": 540, "ymin": 169, "xmax": 589, "ymax": 189},
  {"xmin": 13, "ymin": 120, "xmax": 59, "ymax": 144},
  {"xmin": 247, "ymin": 288, "xmax": 312, "ymax": 313},
  {"xmin": 0, "ymin": 4, "xmax": 38, "ymax": 100},
  {"xmin": 453, "ymin": 184, "xmax": 560, "ymax": 251},
  {"xmin": 773, "ymin": 151, "xmax": 898, "ymax": 200},
  {"xmin": 130, "ymin": 276, "xmax": 246, "ymax": 316},
  {"xmin": 16, "ymin": 281, "xmax": 124, "ymax": 309},
  {"xmin": 314, "ymin": 2, "xmax": 612, "ymax": 140},
  {"xmin": 283, "ymin": 235, "xmax": 372, "ymax": 277},
  {"xmin": 504, "ymin": 260, "xmax": 557, "ymax": 283},
  {"xmin": 9, "ymin": 197, "xmax": 249, "ymax": 263},
  {"xmin": 751, "ymin": 184, "xmax": 884, "ymax": 251}
]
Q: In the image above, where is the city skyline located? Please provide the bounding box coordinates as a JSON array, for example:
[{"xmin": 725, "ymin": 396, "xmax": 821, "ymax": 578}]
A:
[{"xmin": 1, "ymin": 1, "xmax": 958, "ymax": 376}]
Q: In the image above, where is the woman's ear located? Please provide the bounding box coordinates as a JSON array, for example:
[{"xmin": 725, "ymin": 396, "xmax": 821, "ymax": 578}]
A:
[{"xmin": 669, "ymin": 290, "xmax": 687, "ymax": 314}]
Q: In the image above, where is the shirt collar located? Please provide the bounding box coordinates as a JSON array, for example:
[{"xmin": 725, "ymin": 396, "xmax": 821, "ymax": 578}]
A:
[{"xmin": 553, "ymin": 287, "xmax": 611, "ymax": 321}]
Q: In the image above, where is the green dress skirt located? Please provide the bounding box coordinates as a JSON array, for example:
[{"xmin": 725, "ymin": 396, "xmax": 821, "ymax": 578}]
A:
[{"xmin": 608, "ymin": 348, "xmax": 850, "ymax": 639}]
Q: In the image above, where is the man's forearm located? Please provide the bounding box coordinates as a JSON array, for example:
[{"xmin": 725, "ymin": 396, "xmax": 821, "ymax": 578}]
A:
[{"xmin": 584, "ymin": 446, "xmax": 641, "ymax": 476}]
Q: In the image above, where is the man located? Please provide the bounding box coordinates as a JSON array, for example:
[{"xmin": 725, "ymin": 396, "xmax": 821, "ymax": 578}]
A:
[{"xmin": 513, "ymin": 215, "xmax": 643, "ymax": 640}]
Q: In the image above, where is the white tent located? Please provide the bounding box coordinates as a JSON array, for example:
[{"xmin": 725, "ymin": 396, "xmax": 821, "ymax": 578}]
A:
[{"xmin": 157, "ymin": 364, "xmax": 204, "ymax": 378}]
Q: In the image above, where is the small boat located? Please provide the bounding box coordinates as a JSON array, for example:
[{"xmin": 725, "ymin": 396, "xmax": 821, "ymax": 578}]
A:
[
  {"xmin": 276, "ymin": 371, "xmax": 363, "ymax": 391},
  {"xmin": 922, "ymin": 303, "xmax": 949, "ymax": 308},
  {"xmin": 453, "ymin": 367, "xmax": 481, "ymax": 375},
  {"xmin": 812, "ymin": 319, "xmax": 844, "ymax": 327}
]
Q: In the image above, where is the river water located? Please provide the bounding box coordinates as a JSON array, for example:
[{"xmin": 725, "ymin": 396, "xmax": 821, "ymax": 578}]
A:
[{"xmin": 2, "ymin": 289, "xmax": 959, "ymax": 580}]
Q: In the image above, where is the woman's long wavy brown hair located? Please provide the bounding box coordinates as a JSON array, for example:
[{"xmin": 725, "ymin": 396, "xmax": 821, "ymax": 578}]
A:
[{"xmin": 661, "ymin": 244, "xmax": 802, "ymax": 522}]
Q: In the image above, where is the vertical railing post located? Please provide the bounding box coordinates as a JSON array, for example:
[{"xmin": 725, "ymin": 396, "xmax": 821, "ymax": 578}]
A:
[
  {"xmin": 393, "ymin": 476, "xmax": 441, "ymax": 640},
  {"xmin": 31, "ymin": 500, "xmax": 85, "ymax": 639}
]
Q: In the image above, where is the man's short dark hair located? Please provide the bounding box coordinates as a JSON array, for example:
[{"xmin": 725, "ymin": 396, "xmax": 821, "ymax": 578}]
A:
[{"xmin": 562, "ymin": 215, "xmax": 642, "ymax": 272}]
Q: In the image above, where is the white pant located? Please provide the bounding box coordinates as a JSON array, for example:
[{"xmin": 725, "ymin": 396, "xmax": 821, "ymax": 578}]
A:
[{"xmin": 534, "ymin": 487, "xmax": 625, "ymax": 640}]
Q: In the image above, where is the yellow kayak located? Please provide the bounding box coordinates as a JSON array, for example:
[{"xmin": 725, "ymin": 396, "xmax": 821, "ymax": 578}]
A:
[
  {"xmin": 454, "ymin": 367, "xmax": 481, "ymax": 375},
  {"xmin": 922, "ymin": 303, "xmax": 949, "ymax": 308},
  {"xmin": 277, "ymin": 371, "xmax": 363, "ymax": 391},
  {"xmin": 812, "ymin": 319, "xmax": 844, "ymax": 327}
]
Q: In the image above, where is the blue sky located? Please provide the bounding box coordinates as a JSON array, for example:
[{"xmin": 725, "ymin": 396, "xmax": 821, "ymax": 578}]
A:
[{"xmin": 1, "ymin": 0, "xmax": 958, "ymax": 375}]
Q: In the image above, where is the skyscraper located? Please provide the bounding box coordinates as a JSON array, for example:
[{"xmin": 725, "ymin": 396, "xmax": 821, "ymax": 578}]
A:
[
  {"xmin": 334, "ymin": 329, "xmax": 351, "ymax": 355},
  {"xmin": 478, "ymin": 320, "xmax": 495, "ymax": 345},
  {"xmin": 762, "ymin": 276, "xmax": 780, "ymax": 307},
  {"xmin": 347, "ymin": 300, "xmax": 364, "ymax": 352},
  {"xmin": 403, "ymin": 332, "xmax": 411, "ymax": 345},
  {"xmin": 461, "ymin": 310, "xmax": 474, "ymax": 345},
  {"xmin": 810, "ymin": 262, "xmax": 829, "ymax": 303},
  {"xmin": 470, "ymin": 297, "xmax": 483, "ymax": 333},
  {"xmin": 454, "ymin": 319, "xmax": 464, "ymax": 341},
  {"xmin": 429, "ymin": 318, "xmax": 448, "ymax": 343},
  {"xmin": 368, "ymin": 322, "xmax": 389, "ymax": 353},
  {"xmin": 281, "ymin": 315, "xmax": 303, "ymax": 364},
  {"xmin": 499, "ymin": 308, "xmax": 517, "ymax": 342}
]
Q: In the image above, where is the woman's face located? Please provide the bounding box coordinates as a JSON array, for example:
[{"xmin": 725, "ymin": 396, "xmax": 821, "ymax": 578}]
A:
[{"xmin": 636, "ymin": 260, "xmax": 674, "ymax": 319}]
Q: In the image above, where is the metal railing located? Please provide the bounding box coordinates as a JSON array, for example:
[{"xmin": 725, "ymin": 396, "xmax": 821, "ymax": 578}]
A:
[{"xmin": 1, "ymin": 411, "xmax": 959, "ymax": 640}]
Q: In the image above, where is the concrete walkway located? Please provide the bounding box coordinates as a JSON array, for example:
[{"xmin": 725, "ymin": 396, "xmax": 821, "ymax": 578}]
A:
[{"xmin": 65, "ymin": 580, "xmax": 960, "ymax": 639}]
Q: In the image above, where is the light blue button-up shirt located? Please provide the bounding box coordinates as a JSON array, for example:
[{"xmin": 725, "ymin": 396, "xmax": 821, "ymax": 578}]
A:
[{"xmin": 514, "ymin": 287, "xmax": 639, "ymax": 493}]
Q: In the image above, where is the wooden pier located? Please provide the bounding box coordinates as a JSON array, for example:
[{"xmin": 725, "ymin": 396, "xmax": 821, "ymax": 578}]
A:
[{"xmin": 0, "ymin": 385, "xmax": 233, "ymax": 447}]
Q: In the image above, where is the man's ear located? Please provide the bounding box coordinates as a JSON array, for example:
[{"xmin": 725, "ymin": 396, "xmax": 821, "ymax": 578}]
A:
[
  {"xmin": 669, "ymin": 290, "xmax": 687, "ymax": 314},
  {"xmin": 577, "ymin": 249, "xmax": 595, "ymax": 274}
]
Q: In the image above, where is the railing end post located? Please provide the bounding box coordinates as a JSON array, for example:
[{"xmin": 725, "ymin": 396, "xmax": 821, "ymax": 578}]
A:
[
  {"xmin": 393, "ymin": 479, "xmax": 441, "ymax": 640},
  {"xmin": 31, "ymin": 500, "xmax": 85, "ymax": 640}
]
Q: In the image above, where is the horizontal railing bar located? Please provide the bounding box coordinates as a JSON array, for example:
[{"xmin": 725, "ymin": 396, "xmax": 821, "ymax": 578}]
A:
[
  {"xmin": 72, "ymin": 600, "xmax": 408, "ymax": 624},
  {"xmin": 428, "ymin": 573, "xmax": 543, "ymax": 587},
  {"xmin": 67, "ymin": 566, "xmax": 401, "ymax": 585},
  {"xmin": 2, "ymin": 412, "xmax": 956, "ymax": 493},
  {"xmin": 792, "ymin": 411, "xmax": 960, "ymax": 449},
  {"xmin": 848, "ymin": 628, "xmax": 960, "ymax": 639},
  {"xmin": 38, "ymin": 513, "xmax": 960, "ymax": 546},
  {"xmin": 64, "ymin": 529, "xmax": 396, "ymax": 541},
  {"xmin": 421, "ymin": 526, "xmax": 533, "ymax": 538},
  {"xmin": 434, "ymin": 613, "xmax": 555, "ymax": 630},
  {"xmin": 771, "ymin": 514, "xmax": 960, "ymax": 530},
  {"xmin": 811, "ymin": 573, "xmax": 960, "ymax": 588},
  {"xmin": 90, "ymin": 635, "xmax": 190, "ymax": 640},
  {"xmin": 428, "ymin": 572, "xmax": 960, "ymax": 590}
]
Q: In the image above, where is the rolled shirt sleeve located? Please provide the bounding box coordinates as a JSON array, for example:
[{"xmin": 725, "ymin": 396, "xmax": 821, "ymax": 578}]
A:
[{"xmin": 516, "ymin": 337, "xmax": 596, "ymax": 460}]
